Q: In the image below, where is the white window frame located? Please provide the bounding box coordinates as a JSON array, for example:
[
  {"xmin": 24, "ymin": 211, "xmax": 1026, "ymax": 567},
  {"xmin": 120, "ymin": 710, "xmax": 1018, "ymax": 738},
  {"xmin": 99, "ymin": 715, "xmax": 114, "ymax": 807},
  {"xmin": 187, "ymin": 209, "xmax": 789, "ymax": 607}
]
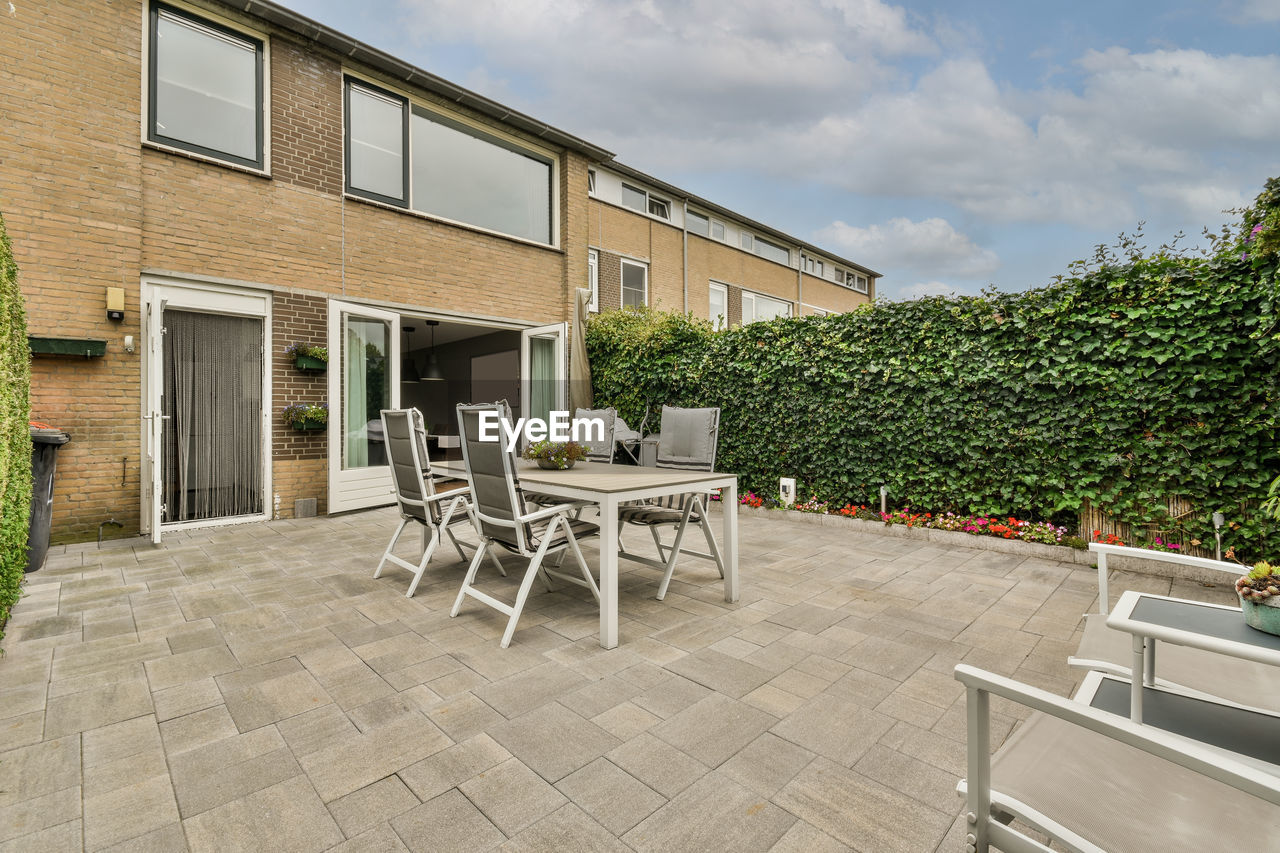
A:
[
  {"xmin": 143, "ymin": 1, "xmax": 270, "ymax": 173},
  {"xmin": 804, "ymin": 257, "xmax": 824, "ymax": 277},
  {"xmin": 711, "ymin": 219, "xmax": 725, "ymax": 241},
  {"xmin": 846, "ymin": 271, "xmax": 870, "ymax": 293},
  {"xmin": 742, "ymin": 290, "xmax": 792, "ymax": 324},
  {"xmin": 753, "ymin": 235, "xmax": 791, "ymax": 266},
  {"xmin": 588, "ymin": 169, "xmax": 596, "ymax": 194},
  {"xmin": 709, "ymin": 282, "xmax": 728, "ymax": 331},
  {"xmin": 740, "ymin": 232, "xmax": 753, "ymax": 251},
  {"xmin": 620, "ymin": 182, "xmax": 671, "ymax": 221},
  {"xmin": 588, "ymin": 249, "xmax": 599, "ymax": 313},
  {"xmin": 620, "ymin": 258, "xmax": 649, "ymax": 308}
]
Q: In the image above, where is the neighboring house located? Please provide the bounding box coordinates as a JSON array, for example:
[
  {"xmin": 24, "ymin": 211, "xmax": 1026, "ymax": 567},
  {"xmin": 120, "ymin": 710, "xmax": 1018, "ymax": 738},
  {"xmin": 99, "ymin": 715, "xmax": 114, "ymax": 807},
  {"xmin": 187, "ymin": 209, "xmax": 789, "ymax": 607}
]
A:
[
  {"xmin": 0, "ymin": 0, "xmax": 879, "ymax": 544},
  {"xmin": 588, "ymin": 164, "xmax": 878, "ymax": 326}
]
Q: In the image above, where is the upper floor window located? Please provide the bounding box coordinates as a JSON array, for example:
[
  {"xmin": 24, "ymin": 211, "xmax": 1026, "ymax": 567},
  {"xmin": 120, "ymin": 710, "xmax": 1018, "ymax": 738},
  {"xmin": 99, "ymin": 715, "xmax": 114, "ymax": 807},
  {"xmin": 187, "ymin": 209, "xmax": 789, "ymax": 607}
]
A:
[
  {"xmin": 588, "ymin": 169, "xmax": 596, "ymax": 194},
  {"xmin": 740, "ymin": 232, "xmax": 753, "ymax": 251},
  {"xmin": 621, "ymin": 258, "xmax": 648, "ymax": 308},
  {"xmin": 753, "ymin": 235, "xmax": 791, "ymax": 266},
  {"xmin": 804, "ymin": 257, "xmax": 823, "ymax": 277},
  {"xmin": 687, "ymin": 211, "xmax": 726, "ymax": 240},
  {"xmin": 846, "ymin": 271, "xmax": 870, "ymax": 293},
  {"xmin": 344, "ymin": 77, "xmax": 554, "ymax": 245},
  {"xmin": 621, "ymin": 183, "xmax": 670, "ymax": 221},
  {"xmin": 148, "ymin": 4, "xmax": 265, "ymax": 170}
]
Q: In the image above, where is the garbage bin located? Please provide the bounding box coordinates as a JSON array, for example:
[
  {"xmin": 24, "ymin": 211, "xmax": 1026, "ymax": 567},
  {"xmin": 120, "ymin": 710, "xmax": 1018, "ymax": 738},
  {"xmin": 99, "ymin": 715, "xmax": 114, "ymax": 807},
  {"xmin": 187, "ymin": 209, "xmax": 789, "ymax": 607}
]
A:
[{"xmin": 27, "ymin": 423, "xmax": 71, "ymax": 573}]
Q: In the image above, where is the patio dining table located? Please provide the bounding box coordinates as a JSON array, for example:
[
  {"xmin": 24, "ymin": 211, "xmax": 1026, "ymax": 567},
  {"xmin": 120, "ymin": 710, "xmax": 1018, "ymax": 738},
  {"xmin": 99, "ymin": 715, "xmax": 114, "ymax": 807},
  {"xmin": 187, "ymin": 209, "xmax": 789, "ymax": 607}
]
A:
[{"xmin": 431, "ymin": 459, "xmax": 739, "ymax": 648}]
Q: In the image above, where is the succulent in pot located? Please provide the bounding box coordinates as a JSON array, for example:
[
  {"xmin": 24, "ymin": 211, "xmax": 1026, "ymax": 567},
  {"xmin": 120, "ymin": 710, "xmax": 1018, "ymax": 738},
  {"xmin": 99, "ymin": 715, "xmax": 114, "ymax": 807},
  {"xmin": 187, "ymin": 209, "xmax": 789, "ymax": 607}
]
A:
[{"xmin": 1235, "ymin": 561, "xmax": 1280, "ymax": 636}]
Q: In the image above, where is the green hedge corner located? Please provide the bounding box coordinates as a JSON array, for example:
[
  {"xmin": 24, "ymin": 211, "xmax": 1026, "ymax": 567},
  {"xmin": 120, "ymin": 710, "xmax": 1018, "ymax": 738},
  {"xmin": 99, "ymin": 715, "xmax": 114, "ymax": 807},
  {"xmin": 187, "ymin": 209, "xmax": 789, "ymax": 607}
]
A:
[{"xmin": 0, "ymin": 209, "xmax": 32, "ymax": 645}]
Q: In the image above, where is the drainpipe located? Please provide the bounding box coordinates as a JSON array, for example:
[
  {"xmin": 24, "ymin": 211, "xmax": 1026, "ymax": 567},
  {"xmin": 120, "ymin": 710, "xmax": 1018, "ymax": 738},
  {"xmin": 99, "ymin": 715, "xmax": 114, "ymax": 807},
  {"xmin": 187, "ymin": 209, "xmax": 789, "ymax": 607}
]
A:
[
  {"xmin": 681, "ymin": 198, "xmax": 690, "ymax": 315},
  {"xmin": 796, "ymin": 250, "xmax": 804, "ymax": 316}
]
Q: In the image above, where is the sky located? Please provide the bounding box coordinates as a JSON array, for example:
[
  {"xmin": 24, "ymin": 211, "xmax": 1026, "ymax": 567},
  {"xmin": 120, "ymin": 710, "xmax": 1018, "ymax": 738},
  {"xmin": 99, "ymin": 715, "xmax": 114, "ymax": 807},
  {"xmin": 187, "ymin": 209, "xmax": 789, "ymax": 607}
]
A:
[{"xmin": 279, "ymin": 0, "xmax": 1280, "ymax": 300}]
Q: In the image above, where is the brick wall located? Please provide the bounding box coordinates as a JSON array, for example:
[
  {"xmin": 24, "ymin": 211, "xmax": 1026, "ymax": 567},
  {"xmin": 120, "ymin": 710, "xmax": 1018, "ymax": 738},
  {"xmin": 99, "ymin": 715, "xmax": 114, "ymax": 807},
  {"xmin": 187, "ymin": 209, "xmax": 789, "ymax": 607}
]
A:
[{"xmin": 596, "ymin": 250, "xmax": 624, "ymax": 311}]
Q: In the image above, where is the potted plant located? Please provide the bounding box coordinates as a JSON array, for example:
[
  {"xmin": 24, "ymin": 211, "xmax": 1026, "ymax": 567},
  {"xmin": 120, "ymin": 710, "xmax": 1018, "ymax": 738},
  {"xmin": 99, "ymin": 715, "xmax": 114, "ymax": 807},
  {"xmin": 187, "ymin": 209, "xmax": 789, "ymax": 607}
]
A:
[
  {"xmin": 1235, "ymin": 560, "xmax": 1280, "ymax": 637},
  {"xmin": 286, "ymin": 342, "xmax": 328, "ymax": 372},
  {"xmin": 524, "ymin": 439, "xmax": 588, "ymax": 470},
  {"xmin": 283, "ymin": 402, "xmax": 328, "ymax": 432}
]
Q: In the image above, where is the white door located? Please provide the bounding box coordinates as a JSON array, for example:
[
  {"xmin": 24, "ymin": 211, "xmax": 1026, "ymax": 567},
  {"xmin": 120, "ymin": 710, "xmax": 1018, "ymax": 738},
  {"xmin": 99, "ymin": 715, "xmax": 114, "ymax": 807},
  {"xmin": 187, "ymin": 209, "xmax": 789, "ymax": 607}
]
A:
[
  {"xmin": 142, "ymin": 281, "xmax": 271, "ymax": 543},
  {"xmin": 521, "ymin": 322, "xmax": 566, "ymax": 446},
  {"xmin": 327, "ymin": 300, "xmax": 400, "ymax": 512}
]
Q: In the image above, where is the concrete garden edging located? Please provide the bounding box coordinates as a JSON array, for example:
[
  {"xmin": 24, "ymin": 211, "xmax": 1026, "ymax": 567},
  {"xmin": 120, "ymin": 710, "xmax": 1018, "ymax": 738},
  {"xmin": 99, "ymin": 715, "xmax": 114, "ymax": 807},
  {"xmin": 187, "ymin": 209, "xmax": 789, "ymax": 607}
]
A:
[{"xmin": 725, "ymin": 505, "xmax": 1236, "ymax": 586}]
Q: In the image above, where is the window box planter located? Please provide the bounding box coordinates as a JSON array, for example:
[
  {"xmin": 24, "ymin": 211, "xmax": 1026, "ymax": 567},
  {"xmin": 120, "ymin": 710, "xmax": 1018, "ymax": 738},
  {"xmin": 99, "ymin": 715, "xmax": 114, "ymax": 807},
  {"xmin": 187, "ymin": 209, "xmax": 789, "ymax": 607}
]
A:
[
  {"xmin": 291, "ymin": 419, "xmax": 326, "ymax": 432},
  {"xmin": 294, "ymin": 355, "xmax": 327, "ymax": 372}
]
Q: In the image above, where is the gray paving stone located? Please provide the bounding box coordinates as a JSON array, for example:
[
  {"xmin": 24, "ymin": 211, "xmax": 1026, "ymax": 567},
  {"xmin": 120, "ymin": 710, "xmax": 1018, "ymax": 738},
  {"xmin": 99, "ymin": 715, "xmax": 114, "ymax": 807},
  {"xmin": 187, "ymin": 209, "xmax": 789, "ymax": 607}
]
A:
[
  {"xmin": 622, "ymin": 770, "xmax": 794, "ymax": 852},
  {"xmin": 144, "ymin": 645, "xmax": 240, "ymax": 692},
  {"xmin": 0, "ymin": 735, "xmax": 81, "ymax": 809},
  {"xmin": 665, "ymin": 647, "xmax": 775, "ymax": 698},
  {"xmin": 0, "ymin": 818, "xmax": 82, "ymax": 852},
  {"xmin": 388, "ymin": 789, "xmax": 505, "ymax": 853},
  {"xmin": 459, "ymin": 756, "xmax": 568, "ymax": 836},
  {"xmin": 329, "ymin": 823, "xmax": 411, "ymax": 853},
  {"xmin": 473, "ymin": 661, "xmax": 590, "ymax": 718},
  {"xmin": 489, "ymin": 702, "xmax": 621, "ymax": 783},
  {"xmin": 768, "ymin": 820, "xmax": 851, "ymax": 853},
  {"xmin": 96, "ymin": 822, "xmax": 187, "ymax": 853},
  {"xmin": 182, "ymin": 775, "xmax": 342, "ymax": 853},
  {"xmin": 555, "ymin": 757, "xmax": 667, "ymax": 836},
  {"xmin": 771, "ymin": 693, "xmax": 895, "ymax": 765},
  {"xmin": 44, "ymin": 678, "xmax": 153, "ymax": 738},
  {"xmin": 498, "ymin": 803, "xmax": 631, "ymax": 853},
  {"xmin": 397, "ymin": 733, "xmax": 511, "ymax": 802},
  {"xmin": 651, "ymin": 693, "xmax": 777, "ymax": 768},
  {"xmin": 168, "ymin": 725, "xmax": 301, "ymax": 818},
  {"xmin": 0, "ymin": 786, "xmax": 81, "ymax": 845},
  {"xmin": 215, "ymin": 657, "xmax": 332, "ymax": 732},
  {"xmin": 604, "ymin": 733, "xmax": 708, "ymax": 799},
  {"xmin": 326, "ymin": 775, "xmax": 421, "ymax": 839},
  {"xmin": 720, "ymin": 732, "xmax": 815, "ymax": 799},
  {"xmin": 774, "ymin": 757, "xmax": 953, "ymax": 853},
  {"xmin": 298, "ymin": 712, "xmax": 453, "ymax": 802}
]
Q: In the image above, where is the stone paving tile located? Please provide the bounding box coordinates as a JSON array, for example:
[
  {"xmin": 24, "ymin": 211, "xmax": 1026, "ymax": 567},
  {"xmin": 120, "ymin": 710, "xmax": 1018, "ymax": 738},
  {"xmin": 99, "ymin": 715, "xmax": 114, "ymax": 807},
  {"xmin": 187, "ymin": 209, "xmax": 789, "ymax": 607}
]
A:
[
  {"xmin": 0, "ymin": 509, "xmax": 1245, "ymax": 853},
  {"xmin": 622, "ymin": 770, "xmax": 795, "ymax": 852},
  {"xmin": 182, "ymin": 775, "xmax": 343, "ymax": 853},
  {"xmin": 388, "ymin": 789, "xmax": 505, "ymax": 853}
]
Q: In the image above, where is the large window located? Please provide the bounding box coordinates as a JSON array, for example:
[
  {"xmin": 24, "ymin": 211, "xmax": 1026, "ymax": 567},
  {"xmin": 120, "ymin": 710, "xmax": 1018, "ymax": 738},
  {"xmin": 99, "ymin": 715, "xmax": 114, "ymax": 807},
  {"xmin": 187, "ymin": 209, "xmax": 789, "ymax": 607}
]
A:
[
  {"xmin": 754, "ymin": 236, "xmax": 791, "ymax": 265},
  {"xmin": 148, "ymin": 4, "xmax": 264, "ymax": 169},
  {"xmin": 742, "ymin": 291, "xmax": 791, "ymax": 324},
  {"xmin": 846, "ymin": 271, "xmax": 870, "ymax": 293},
  {"xmin": 344, "ymin": 78, "xmax": 554, "ymax": 244},
  {"xmin": 621, "ymin": 259, "xmax": 648, "ymax": 308},
  {"xmin": 709, "ymin": 282, "xmax": 728, "ymax": 330}
]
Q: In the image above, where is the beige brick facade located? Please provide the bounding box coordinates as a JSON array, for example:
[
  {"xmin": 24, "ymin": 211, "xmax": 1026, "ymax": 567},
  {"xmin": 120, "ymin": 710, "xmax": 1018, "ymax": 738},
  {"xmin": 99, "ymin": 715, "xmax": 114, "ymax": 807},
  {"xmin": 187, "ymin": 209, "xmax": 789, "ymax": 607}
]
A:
[{"xmin": 2, "ymin": 0, "xmax": 873, "ymax": 544}]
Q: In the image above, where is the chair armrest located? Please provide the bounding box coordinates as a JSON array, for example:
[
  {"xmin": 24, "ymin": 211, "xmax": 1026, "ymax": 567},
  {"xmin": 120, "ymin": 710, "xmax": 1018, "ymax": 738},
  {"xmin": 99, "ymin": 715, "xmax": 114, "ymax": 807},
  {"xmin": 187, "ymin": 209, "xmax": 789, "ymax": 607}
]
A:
[
  {"xmin": 519, "ymin": 502, "xmax": 589, "ymax": 524},
  {"xmin": 424, "ymin": 486, "xmax": 469, "ymax": 504}
]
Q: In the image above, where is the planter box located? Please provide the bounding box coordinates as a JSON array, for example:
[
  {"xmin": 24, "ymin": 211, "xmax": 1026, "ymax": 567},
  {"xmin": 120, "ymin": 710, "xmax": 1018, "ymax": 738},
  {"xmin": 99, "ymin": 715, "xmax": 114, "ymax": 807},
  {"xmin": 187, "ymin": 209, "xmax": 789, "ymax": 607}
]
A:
[
  {"xmin": 290, "ymin": 420, "xmax": 326, "ymax": 432},
  {"xmin": 294, "ymin": 355, "xmax": 327, "ymax": 371}
]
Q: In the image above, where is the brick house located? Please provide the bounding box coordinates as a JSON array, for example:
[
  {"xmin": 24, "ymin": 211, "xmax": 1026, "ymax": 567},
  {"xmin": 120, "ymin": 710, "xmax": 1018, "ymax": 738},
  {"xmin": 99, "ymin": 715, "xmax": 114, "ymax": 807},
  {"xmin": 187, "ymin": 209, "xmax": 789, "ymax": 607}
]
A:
[{"xmin": 0, "ymin": 0, "xmax": 879, "ymax": 544}]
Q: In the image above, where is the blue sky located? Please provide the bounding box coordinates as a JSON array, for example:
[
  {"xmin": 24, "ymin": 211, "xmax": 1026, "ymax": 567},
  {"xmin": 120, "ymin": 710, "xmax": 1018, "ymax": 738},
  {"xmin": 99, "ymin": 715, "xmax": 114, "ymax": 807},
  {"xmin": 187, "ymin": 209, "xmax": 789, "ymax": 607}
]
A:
[{"xmin": 280, "ymin": 0, "xmax": 1280, "ymax": 299}]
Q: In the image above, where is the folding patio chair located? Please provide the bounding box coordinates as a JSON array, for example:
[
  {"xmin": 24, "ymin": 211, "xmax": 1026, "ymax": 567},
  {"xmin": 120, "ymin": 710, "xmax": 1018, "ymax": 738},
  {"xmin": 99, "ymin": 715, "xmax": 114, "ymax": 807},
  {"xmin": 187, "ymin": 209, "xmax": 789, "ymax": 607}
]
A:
[
  {"xmin": 374, "ymin": 408, "xmax": 500, "ymax": 598},
  {"xmin": 618, "ymin": 405, "xmax": 724, "ymax": 600},
  {"xmin": 954, "ymin": 664, "xmax": 1280, "ymax": 853},
  {"xmin": 613, "ymin": 411, "xmax": 647, "ymax": 464},
  {"xmin": 451, "ymin": 402, "xmax": 601, "ymax": 648}
]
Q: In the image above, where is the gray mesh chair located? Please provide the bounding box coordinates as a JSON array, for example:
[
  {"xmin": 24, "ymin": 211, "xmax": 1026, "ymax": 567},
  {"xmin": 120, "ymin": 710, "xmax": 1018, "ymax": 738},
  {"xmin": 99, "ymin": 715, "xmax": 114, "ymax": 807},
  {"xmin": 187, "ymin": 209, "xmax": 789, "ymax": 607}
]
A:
[
  {"xmin": 452, "ymin": 402, "xmax": 601, "ymax": 648},
  {"xmin": 375, "ymin": 408, "xmax": 498, "ymax": 598},
  {"xmin": 618, "ymin": 405, "xmax": 724, "ymax": 600}
]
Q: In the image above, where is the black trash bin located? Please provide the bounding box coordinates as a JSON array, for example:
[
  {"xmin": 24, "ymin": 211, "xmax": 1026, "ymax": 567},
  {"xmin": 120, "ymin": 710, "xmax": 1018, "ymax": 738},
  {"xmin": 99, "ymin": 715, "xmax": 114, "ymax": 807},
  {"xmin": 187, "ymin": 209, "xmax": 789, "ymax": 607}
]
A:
[{"xmin": 27, "ymin": 424, "xmax": 71, "ymax": 573}]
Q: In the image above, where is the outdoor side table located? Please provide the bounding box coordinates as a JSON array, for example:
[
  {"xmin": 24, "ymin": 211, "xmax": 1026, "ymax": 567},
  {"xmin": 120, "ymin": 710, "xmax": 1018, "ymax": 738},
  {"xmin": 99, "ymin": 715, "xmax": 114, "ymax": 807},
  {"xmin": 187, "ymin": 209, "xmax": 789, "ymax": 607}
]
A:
[{"xmin": 1106, "ymin": 590, "xmax": 1280, "ymax": 724}]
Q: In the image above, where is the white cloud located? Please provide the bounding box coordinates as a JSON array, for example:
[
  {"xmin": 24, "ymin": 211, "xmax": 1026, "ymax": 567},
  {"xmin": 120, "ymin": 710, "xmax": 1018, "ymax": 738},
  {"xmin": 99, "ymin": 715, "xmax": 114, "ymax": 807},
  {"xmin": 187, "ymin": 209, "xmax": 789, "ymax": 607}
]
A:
[
  {"xmin": 817, "ymin": 217, "xmax": 1000, "ymax": 279},
  {"xmin": 896, "ymin": 281, "xmax": 962, "ymax": 300},
  {"xmin": 1234, "ymin": 0, "xmax": 1280, "ymax": 22}
]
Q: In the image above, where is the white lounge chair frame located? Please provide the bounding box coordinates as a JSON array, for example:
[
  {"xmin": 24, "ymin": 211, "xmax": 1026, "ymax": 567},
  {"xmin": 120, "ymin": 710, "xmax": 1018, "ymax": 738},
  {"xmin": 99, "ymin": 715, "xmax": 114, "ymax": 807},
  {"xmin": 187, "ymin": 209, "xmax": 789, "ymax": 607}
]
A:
[{"xmin": 955, "ymin": 663, "xmax": 1280, "ymax": 853}]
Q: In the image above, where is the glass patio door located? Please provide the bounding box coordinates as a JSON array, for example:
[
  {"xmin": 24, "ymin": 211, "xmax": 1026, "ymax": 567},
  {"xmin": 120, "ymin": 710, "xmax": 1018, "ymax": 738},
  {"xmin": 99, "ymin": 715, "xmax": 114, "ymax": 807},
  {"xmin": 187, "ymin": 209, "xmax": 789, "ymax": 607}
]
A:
[
  {"xmin": 327, "ymin": 300, "xmax": 400, "ymax": 512},
  {"xmin": 521, "ymin": 322, "xmax": 566, "ymax": 448}
]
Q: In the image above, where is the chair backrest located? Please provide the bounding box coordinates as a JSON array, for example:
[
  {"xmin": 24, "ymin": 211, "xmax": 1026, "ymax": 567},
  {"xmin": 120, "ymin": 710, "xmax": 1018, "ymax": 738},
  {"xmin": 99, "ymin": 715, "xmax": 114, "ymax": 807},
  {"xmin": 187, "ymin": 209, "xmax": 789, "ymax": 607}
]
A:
[
  {"xmin": 574, "ymin": 407, "xmax": 617, "ymax": 462},
  {"xmin": 456, "ymin": 401, "xmax": 530, "ymax": 551},
  {"xmin": 381, "ymin": 408, "xmax": 441, "ymax": 525},
  {"xmin": 656, "ymin": 406, "xmax": 720, "ymax": 472}
]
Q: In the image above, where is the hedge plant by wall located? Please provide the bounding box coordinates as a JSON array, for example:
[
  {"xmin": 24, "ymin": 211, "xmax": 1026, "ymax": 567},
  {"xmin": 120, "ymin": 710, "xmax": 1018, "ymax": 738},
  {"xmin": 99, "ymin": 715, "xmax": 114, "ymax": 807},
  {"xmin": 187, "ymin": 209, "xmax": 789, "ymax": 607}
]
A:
[
  {"xmin": 588, "ymin": 211, "xmax": 1280, "ymax": 560},
  {"xmin": 0, "ymin": 210, "xmax": 32, "ymax": 642}
]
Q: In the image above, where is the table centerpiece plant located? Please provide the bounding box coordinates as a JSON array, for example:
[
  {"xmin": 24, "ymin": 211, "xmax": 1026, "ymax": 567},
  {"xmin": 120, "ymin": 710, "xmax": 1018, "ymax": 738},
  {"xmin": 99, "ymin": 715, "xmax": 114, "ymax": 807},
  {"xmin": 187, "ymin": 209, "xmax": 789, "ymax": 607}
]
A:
[{"xmin": 524, "ymin": 439, "xmax": 588, "ymax": 470}]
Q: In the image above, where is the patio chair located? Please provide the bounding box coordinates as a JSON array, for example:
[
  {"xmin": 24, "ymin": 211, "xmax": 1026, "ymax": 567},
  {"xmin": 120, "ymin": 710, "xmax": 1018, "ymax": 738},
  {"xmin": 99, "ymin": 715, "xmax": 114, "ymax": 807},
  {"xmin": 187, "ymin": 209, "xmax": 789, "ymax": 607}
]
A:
[
  {"xmin": 451, "ymin": 402, "xmax": 601, "ymax": 648},
  {"xmin": 1068, "ymin": 543, "xmax": 1280, "ymax": 710},
  {"xmin": 613, "ymin": 410, "xmax": 647, "ymax": 464},
  {"xmin": 955, "ymin": 664, "xmax": 1280, "ymax": 853},
  {"xmin": 374, "ymin": 408, "xmax": 500, "ymax": 598},
  {"xmin": 617, "ymin": 405, "xmax": 724, "ymax": 600}
]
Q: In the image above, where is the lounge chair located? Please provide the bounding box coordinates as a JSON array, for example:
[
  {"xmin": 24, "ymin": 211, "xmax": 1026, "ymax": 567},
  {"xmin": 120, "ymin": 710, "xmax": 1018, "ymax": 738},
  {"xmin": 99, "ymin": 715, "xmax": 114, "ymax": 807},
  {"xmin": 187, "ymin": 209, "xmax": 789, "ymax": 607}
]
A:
[{"xmin": 955, "ymin": 663, "xmax": 1280, "ymax": 853}]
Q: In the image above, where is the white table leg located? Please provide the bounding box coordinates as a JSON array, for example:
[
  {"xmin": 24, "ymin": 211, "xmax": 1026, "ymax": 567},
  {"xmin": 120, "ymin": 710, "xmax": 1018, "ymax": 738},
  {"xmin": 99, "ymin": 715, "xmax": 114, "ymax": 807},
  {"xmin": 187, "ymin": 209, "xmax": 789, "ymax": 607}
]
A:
[
  {"xmin": 1130, "ymin": 634, "xmax": 1145, "ymax": 724},
  {"xmin": 599, "ymin": 494, "xmax": 619, "ymax": 649},
  {"xmin": 723, "ymin": 479, "xmax": 739, "ymax": 603}
]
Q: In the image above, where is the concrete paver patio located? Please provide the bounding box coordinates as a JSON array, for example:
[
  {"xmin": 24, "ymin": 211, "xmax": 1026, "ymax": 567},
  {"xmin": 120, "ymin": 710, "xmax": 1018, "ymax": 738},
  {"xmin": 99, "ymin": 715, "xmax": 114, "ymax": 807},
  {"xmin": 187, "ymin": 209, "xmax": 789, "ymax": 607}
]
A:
[{"xmin": 0, "ymin": 508, "xmax": 1235, "ymax": 852}]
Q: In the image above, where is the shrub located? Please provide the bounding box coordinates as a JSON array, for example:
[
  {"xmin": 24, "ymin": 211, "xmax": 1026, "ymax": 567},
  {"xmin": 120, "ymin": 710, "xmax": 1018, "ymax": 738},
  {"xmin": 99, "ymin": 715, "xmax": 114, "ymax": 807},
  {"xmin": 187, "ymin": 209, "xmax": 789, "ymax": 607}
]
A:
[
  {"xmin": 0, "ymin": 210, "xmax": 32, "ymax": 644},
  {"xmin": 587, "ymin": 185, "xmax": 1280, "ymax": 560}
]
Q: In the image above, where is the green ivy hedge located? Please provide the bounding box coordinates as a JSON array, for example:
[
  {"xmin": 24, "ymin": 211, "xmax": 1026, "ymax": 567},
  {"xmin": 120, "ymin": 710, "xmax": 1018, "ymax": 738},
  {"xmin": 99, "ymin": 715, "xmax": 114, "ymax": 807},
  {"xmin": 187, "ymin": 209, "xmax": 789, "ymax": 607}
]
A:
[
  {"xmin": 588, "ymin": 235, "xmax": 1280, "ymax": 560},
  {"xmin": 0, "ymin": 210, "xmax": 31, "ymax": 643}
]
